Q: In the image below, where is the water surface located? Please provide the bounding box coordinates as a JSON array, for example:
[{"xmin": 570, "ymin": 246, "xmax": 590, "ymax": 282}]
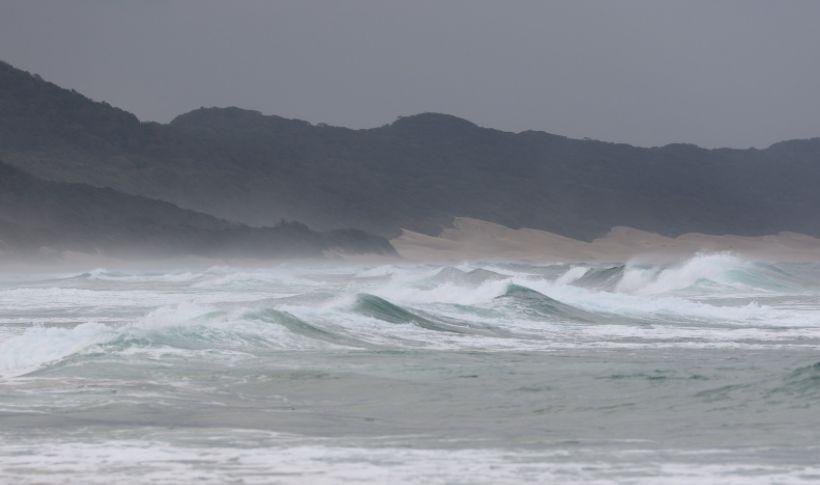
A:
[{"xmin": 1, "ymin": 254, "xmax": 819, "ymax": 483}]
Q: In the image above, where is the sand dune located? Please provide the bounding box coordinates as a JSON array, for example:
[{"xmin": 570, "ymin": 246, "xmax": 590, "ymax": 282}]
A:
[{"xmin": 392, "ymin": 217, "xmax": 820, "ymax": 262}]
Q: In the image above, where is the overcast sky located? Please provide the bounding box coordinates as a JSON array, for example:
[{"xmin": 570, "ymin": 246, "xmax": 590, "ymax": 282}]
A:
[{"xmin": 1, "ymin": 0, "xmax": 818, "ymax": 148}]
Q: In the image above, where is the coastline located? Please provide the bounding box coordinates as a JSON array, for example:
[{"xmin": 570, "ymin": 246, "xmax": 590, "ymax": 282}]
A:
[{"xmin": 392, "ymin": 217, "xmax": 820, "ymax": 263}]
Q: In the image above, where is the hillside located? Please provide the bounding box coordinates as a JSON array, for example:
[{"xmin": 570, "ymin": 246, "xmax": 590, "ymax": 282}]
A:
[
  {"xmin": 0, "ymin": 161, "xmax": 394, "ymax": 259},
  {"xmin": 1, "ymin": 60, "xmax": 819, "ymax": 241}
]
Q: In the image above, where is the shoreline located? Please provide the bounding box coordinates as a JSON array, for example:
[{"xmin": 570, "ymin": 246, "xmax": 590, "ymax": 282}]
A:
[{"xmin": 392, "ymin": 217, "xmax": 820, "ymax": 263}]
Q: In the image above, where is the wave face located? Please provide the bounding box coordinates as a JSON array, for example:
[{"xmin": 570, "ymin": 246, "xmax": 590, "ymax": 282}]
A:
[
  {"xmin": 2, "ymin": 254, "xmax": 820, "ymax": 483},
  {"xmin": 562, "ymin": 252, "xmax": 811, "ymax": 295}
]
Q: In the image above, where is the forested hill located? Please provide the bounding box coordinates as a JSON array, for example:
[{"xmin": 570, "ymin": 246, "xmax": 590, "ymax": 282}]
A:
[
  {"xmin": 0, "ymin": 160, "xmax": 394, "ymax": 259},
  {"xmin": 2, "ymin": 60, "xmax": 819, "ymax": 241}
]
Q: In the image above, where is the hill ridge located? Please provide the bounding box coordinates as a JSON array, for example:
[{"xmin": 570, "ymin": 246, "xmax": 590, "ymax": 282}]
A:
[{"xmin": 1, "ymin": 59, "xmax": 819, "ymax": 241}]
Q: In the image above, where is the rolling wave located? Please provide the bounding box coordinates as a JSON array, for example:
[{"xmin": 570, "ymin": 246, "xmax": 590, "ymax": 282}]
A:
[
  {"xmin": 3, "ymin": 253, "xmax": 820, "ymax": 379},
  {"xmin": 427, "ymin": 267, "xmax": 510, "ymax": 287},
  {"xmin": 570, "ymin": 265, "xmax": 625, "ymax": 291},
  {"xmin": 0, "ymin": 303, "xmax": 353, "ymax": 378},
  {"xmin": 771, "ymin": 362, "xmax": 820, "ymax": 397},
  {"xmin": 353, "ymin": 294, "xmax": 475, "ymax": 334},
  {"xmin": 495, "ymin": 284, "xmax": 598, "ymax": 323},
  {"xmin": 250, "ymin": 308, "xmax": 375, "ymax": 348},
  {"xmin": 559, "ymin": 253, "xmax": 806, "ymax": 295}
]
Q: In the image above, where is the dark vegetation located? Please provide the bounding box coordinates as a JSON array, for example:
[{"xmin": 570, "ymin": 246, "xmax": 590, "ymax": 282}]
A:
[
  {"xmin": 1, "ymin": 59, "xmax": 819, "ymax": 248},
  {"xmin": 0, "ymin": 160, "xmax": 394, "ymax": 259}
]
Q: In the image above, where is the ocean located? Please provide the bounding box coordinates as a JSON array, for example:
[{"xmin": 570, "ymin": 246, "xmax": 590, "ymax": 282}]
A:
[{"xmin": 1, "ymin": 253, "xmax": 819, "ymax": 484}]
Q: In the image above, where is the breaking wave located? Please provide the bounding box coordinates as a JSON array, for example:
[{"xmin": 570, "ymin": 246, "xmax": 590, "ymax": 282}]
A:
[
  {"xmin": 2, "ymin": 253, "xmax": 820, "ymax": 379},
  {"xmin": 560, "ymin": 253, "xmax": 805, "ymax": 295},
  {"xmin": 0, "ymin": 302, "xmax": 355, "ymax": 378},
  {"xmin": 354, "ymin": 294, "xmax": 479, "ymax": 334},
  {"xmin": 495, "ymin": 284, "xmax": 598, "ymax": 323}
]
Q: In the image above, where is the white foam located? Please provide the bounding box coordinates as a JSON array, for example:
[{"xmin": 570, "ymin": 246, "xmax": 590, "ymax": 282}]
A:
[
  {"xmin": 2, "ymin": 260, "xmax": 820, "ymax": 376},
  {"xmin": 610, "ymin": 252, "xmax": 798, "ymax": 296},
  {"xmin": 0, "ymin": 438, "xmax": 815, "ymax": 485},
  {"xmin": 0, "ymin": 322, "xmax": 116, "ymax": 378},
  {"xmin": 556, "ymin": 266, "xmax": 589, "ymax": 285}
]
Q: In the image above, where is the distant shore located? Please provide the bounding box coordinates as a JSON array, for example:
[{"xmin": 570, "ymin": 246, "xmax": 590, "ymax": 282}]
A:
[{"xmin": 392, "ymin": 217, "xmax": 820, "ymax": 263}]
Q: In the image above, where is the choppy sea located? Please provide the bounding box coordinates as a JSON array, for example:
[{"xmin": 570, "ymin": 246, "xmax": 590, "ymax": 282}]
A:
[{"xmin": 1, "ymin": 253, "xmax": 819, "ymax": 483}]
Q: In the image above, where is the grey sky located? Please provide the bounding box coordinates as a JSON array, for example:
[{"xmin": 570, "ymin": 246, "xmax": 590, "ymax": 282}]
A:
[{"xmin": 1, "ymin": 0, "xmax": 818, "ymax": 148}]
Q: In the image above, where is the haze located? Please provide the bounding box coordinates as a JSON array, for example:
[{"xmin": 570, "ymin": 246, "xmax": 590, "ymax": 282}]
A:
[{"xmin": 1, "ymin": 0, "xmax": 818, "ymax": 148}]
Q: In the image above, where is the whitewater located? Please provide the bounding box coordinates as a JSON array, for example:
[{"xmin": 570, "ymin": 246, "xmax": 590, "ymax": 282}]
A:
[{"xmin": 1, "ymin": 253, "xmax": 820, "ymax": 484}]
